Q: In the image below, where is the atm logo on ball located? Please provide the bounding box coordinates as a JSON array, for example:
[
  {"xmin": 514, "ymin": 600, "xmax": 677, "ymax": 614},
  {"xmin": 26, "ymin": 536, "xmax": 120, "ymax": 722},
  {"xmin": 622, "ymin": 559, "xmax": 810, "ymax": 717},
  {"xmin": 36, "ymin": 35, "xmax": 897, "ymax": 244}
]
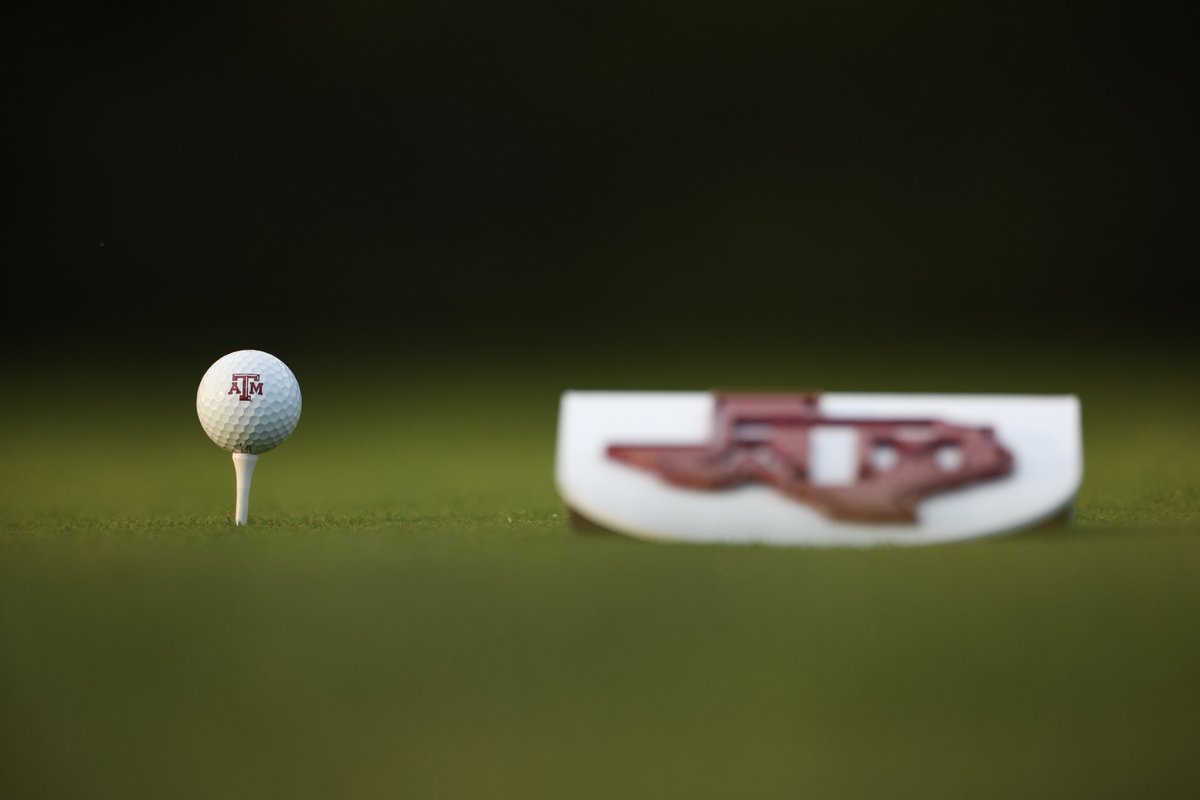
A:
[{"xmin": 229, "ymin": 373, "xmax": 263, "ymax": 401}]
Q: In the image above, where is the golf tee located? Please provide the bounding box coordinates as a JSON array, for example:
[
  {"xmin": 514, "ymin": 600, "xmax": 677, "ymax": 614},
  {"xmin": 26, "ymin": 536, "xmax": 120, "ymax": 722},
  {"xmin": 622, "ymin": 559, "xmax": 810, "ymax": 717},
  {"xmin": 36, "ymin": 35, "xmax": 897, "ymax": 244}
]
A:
[{"xmin": 232, "ymin": 452, "xmax": 259, "ymax": 525}]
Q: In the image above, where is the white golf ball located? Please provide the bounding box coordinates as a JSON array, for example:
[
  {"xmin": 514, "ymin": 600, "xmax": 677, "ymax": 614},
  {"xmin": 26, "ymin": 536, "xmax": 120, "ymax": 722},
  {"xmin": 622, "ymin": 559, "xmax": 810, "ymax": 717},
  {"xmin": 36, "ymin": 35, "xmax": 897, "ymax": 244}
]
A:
[{"xmin": 196, "ymin": 350, "xmax": 302, "ymax": 454}]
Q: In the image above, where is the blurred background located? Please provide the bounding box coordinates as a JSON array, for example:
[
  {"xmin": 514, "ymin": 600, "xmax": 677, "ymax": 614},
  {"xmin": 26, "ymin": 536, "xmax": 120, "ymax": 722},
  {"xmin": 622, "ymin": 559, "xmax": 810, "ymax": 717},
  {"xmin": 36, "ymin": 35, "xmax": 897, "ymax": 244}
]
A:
[
  {"xmin": 6, "ymin": 1, "xmax": 1195, "ymax": 366},
  {"xmin": 4, "ymin": 6, "xmax": 1199, "ymax": 798}
]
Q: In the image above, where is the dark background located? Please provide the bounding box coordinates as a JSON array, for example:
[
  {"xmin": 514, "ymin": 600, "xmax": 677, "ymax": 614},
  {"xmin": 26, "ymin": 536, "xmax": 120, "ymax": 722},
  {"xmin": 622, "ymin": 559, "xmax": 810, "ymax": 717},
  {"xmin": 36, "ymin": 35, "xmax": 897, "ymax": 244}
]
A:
[
  {"xmin": 8, "ymin": 2, "xmax": 1196, "ymax": 362},
  {"xmin": 3, "ymin": 10, "xmax": 1198, "ymax": 797}
]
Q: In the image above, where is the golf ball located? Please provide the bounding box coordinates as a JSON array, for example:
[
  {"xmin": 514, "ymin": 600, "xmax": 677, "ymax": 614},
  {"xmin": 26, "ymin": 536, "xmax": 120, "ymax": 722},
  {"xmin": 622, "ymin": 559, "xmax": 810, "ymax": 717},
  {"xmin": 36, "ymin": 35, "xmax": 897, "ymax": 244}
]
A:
[{"xmin": 196, "ymin": 350, "xmax": 302, "ymax": 454}]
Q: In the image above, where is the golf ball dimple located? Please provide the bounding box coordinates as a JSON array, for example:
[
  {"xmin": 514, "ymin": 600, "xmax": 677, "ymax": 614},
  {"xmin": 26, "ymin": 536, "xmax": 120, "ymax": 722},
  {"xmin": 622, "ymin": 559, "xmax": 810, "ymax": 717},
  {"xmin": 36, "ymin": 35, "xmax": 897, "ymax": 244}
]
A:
[{"xmin": 196, "ymin": 350, "xmax": 302, "ymax": 454}]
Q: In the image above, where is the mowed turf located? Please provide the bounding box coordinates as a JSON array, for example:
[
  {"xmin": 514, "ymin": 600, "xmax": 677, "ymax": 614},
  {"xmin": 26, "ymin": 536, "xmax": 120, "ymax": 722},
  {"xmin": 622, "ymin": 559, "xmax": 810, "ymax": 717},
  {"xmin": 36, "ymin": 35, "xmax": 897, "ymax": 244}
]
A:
[{"xmin": 1, "ymin": 344, "xmax": 1198, "ymax": 799}]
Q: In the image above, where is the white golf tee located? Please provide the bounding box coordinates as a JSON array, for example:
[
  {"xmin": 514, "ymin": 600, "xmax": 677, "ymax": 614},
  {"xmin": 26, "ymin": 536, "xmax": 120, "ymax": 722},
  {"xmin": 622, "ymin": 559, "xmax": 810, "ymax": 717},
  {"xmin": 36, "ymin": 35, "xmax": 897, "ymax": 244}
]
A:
[{"xmin": 232, "ymin": 453, "xmax": 259, "ymax": 526}]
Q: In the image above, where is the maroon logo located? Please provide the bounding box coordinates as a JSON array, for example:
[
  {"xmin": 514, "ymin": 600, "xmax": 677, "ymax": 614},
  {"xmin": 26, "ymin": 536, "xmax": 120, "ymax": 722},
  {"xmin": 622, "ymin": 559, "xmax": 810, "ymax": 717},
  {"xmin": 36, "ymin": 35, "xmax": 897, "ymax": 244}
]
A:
[
  {"xmin": 608, "ymin": 394, "xmax": 1014, "ymax": 523},
  {"xmin": 228, "ymin": 373, "xmax": 263, "ymax": 401}
]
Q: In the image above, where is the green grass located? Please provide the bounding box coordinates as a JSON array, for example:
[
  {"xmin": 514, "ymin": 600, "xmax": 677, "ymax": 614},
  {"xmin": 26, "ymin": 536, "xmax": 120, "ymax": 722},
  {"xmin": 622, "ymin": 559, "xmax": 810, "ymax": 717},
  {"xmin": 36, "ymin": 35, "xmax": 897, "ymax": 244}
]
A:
[{"xmin": 2, "ymin": 345, "xmax": 1198, "ymax": 799}]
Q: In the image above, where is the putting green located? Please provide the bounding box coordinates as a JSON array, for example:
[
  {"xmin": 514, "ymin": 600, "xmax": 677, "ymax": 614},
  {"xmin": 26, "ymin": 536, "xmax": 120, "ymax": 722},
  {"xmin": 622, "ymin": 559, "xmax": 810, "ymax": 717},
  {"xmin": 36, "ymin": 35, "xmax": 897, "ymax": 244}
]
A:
[{"xmin": 2, "ymin": 345, "xmax": 1197, "ymax": 799}]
